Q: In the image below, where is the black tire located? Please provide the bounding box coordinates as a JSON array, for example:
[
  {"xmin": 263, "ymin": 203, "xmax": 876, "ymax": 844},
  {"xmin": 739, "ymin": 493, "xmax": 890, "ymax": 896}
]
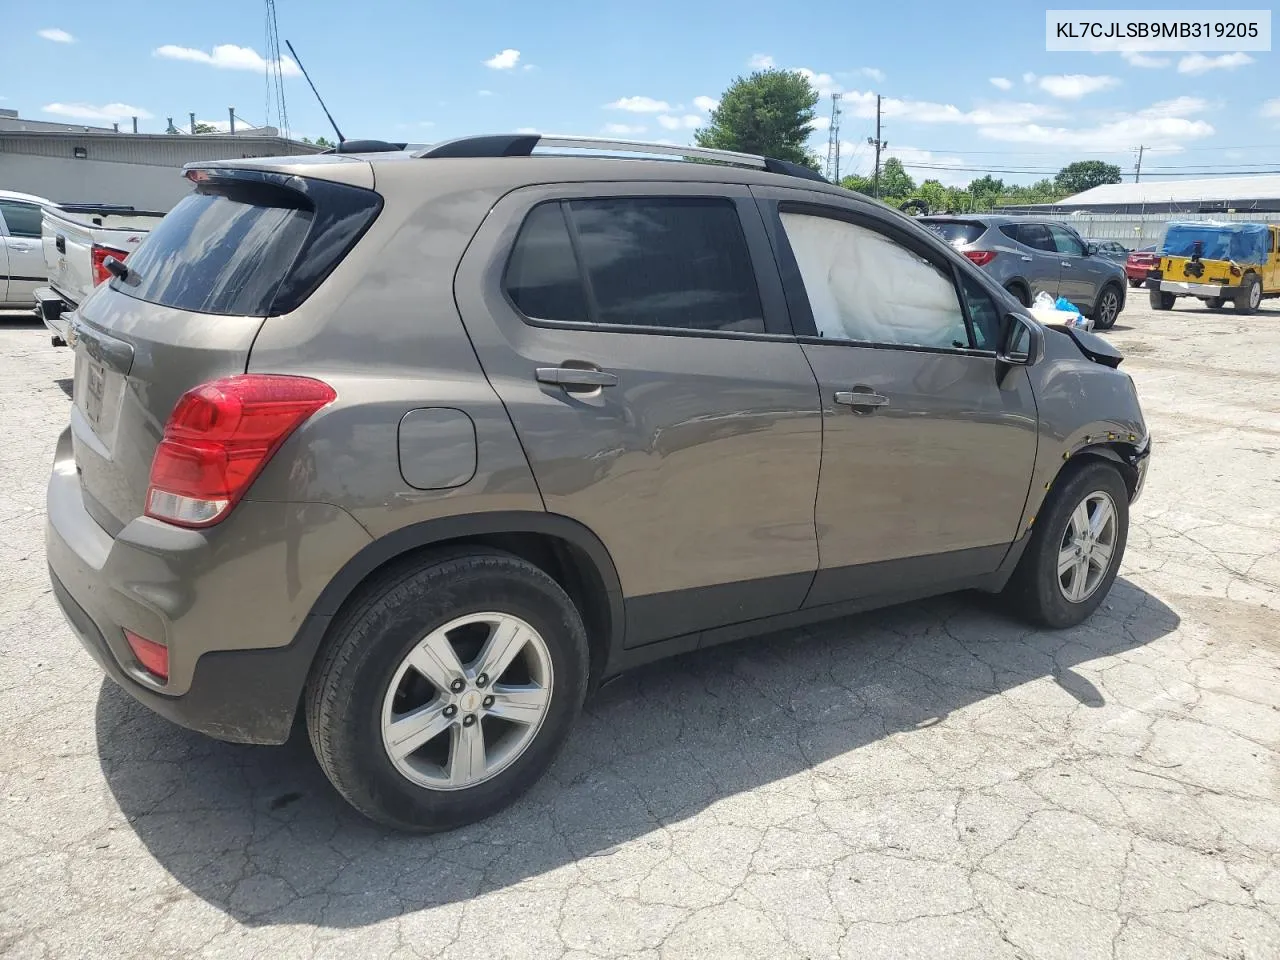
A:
[
  {"xmin": 1206, "ymin": 297, "xmax": 1225, "ymax": 310},
  {"xmin": 1149, "ymin": 290, "xmax": 1176, "ymax": 311},
  {"xmin": 1234, "ymin": 275, "xmax": 1261, "ymax": 315},
  {"xmin": 306, "ymin": 549, "xmax": 590, "ymax": 832},
  {"xmin": 1127, "ymin": 278, "xmax": 1142, "ymax": 289},
  {"xmin": 1004, "ymin": 461, "xmax": 1129, "ymax": 628},
  {"xmin": 1005, "ymin": 282, "xmax": 1031, "ymax": 307},
  {"xmin": 1091, "ymin": 283, "xmax": 1122, "ymax": 330}
]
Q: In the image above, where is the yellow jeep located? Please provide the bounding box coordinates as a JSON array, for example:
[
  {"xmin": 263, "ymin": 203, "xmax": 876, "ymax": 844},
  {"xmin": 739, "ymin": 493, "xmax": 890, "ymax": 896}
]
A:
[{"xmin": 1147, "ymin": 221, "xmax": 1280, "ymax": 314}]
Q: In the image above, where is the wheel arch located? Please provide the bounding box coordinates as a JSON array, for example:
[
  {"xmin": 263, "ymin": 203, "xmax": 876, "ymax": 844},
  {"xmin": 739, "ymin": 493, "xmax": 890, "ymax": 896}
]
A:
[{"xmin": 309, "ymin": 512, "xmax": 626, "ymax": 687}]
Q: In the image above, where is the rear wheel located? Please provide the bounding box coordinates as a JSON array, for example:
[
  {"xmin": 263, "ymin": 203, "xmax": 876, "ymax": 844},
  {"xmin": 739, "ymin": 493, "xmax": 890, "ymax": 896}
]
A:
[
  {"xmin": 306, "ymin": 550, "xmax": 590, "ymax": 832},
  {"xmin": 1235, "ymin": 275, "xmax": 1262, "ymax": 315},
  {"xmin": 1091, "ymin": 284, "xmax": 1122, "ymax": 330},
  {"xmin": 1005, "ymin": 282, "xmax": 1031, "ymax": 307},
  {"xmin": 1005, "ymin": 461, "xmax": 1129, "ymax": 628},
  {"xmin": 1127, "ymin": 278, "xmax": 1142, "ymax": 288},
  {"xmin": 1149, "ymin": 290, "xmax": 1176, "ymax": 311}
]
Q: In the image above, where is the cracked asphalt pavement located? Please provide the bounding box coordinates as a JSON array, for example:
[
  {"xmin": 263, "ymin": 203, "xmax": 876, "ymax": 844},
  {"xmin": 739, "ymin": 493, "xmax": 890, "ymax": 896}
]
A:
[{"xmin": 2, "ymin": 298, "xmax": 1279, "ymax": 959}]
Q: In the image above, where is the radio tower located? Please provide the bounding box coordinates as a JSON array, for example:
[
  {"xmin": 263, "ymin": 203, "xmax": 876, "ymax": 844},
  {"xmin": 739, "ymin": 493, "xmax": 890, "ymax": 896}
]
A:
[{"xmin": 824, "ymin": 93, "xmax": 842, "ymax": 183}]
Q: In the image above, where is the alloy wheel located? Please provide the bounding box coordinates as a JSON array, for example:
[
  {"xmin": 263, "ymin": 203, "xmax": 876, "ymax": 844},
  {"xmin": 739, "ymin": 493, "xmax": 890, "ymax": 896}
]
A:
[{"xmin": 1057, "ymin": 491, "xmax": 1118, "ymax": 603}]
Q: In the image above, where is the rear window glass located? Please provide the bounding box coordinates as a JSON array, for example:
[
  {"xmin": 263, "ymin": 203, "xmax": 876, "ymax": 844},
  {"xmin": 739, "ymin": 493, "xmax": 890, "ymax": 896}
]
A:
[
  {"xmin": 505, "ymin": 197, "xmax": 765, "ymax": 335},
  {"xmin": 923, "ymin": 220, "xmax": 985, "ymax": 245},
  {"xmin": 111, "ymin": 173, "xmax": 380, "ymax": 316}
]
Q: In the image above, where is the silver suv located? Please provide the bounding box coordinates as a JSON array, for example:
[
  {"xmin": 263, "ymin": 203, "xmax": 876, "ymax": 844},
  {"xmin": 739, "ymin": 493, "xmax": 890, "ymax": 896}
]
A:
[
  {"xmin": 921, "ymin": 214, "xmax": 1127, "ymax": 329},
  {"xmin": 46, "ymin": 135, "xmax": 1150, "ymax": 831}
]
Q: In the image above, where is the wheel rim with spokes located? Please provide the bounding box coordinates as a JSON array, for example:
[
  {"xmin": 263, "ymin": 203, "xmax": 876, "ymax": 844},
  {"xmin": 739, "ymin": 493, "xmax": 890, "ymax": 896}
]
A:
[
  {"xmin": 1057, "ymin": 491, "xmax": 1118, "ymax": 603},
  {"xmin": 1099, "ymin": 290, "xmax": 1118, "ymax": 326},
  {"xmin": 380, "ymin": 612, "xmax": 554, "ymax": 791},
  {"xmin": 1250, "ymin": 281, "xmax": 1261, "ymax": 309}
]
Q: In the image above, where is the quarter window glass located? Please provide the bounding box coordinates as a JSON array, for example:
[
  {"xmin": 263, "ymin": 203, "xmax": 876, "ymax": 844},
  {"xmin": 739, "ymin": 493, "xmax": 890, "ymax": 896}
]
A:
[
  {"xmin": 567, "ymin": 197, "xmax": 764, "ymax": 334},
  {"xmin": 504, "ymin": 202, "xmax": 590, "ymax": 323},
  {"xmin": 1049, "ymin": 225, "xmax": 1086, "ymax": 257},
  {"xmin": 0, "ymin": 201, "xmax": 43, "ymax": 239},
  {"xmin": 959, "ymin": 273, "xmax": 1003, "ymax": 349},
  {"xmin": 780, "ymin": 212, "xmax": 969, "ymax": 349}
]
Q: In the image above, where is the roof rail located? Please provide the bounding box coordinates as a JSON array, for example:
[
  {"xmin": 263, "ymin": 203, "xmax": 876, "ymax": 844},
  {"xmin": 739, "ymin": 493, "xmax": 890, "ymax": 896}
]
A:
[{"xmin": 413, "ymin": 134, "xmax": 828, "ymax": 183}]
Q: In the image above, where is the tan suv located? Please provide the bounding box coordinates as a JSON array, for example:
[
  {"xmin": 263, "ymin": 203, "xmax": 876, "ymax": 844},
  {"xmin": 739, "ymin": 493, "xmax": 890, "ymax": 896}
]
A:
[{"xmin": 46, "ymin": 135, "xmax": 1151, "ymax": 831}]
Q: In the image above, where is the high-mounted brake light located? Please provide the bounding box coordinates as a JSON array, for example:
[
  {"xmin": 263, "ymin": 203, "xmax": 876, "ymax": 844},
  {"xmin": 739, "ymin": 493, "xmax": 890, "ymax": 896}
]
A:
[
  {"xmin": 91, "ymin": 245, "xmax": 129, "ymax": 286},
  {"xmin": 145, "ymin": 375, "xmax": 336, "ymax": 528},
  {"xmin": 963, "ymin": 250, "xmax": 997, "ymax": 266}
]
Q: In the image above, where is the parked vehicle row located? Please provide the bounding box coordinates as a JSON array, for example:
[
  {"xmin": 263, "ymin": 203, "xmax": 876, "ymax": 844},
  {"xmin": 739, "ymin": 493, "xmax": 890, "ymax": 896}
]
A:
[
  {"xmin": 46, "ymin": 135, "xmax": 1150, "ymax": 832},
  {"xmin": 920, "ymin": 214, "xmax": 1127, "ymax": 329}
]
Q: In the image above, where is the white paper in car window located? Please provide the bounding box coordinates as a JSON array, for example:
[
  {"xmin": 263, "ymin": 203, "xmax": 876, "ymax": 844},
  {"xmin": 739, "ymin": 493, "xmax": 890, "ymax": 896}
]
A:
[{"xmin": 781, "ymin": 213, "xmax": 967, "ymax": 349}]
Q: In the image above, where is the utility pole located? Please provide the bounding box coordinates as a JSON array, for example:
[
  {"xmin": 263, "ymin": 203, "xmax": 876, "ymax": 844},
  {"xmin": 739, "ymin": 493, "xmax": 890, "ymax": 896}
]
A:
[
  {"xmin": 867, "ymin": 94, "xmax": 886, "ymax": 199},
  {"xmin": 1135, "ymin": 144, "xmax": 1145, "ymax": 183}
]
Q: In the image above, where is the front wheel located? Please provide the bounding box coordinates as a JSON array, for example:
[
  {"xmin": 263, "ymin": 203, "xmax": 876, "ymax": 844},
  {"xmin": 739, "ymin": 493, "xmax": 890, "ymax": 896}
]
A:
[
  {"xmin": 1234, "ymin": 275, "xmax": 1262, "ymax": 315},
  {"xmin": 1206, "ymin": 297, "xmax": 1225, "ymax": 310},
  {"xmin": 1127, "ymin": 278, "xmax": 1142, "ymax": 289},
  {"xmin": 1005, "ymin": 462, "xmax": 1129, "ymax": 628},
  {"xmin": 306, "ymin": 550, "xmax": 590, "ymax": 832}
]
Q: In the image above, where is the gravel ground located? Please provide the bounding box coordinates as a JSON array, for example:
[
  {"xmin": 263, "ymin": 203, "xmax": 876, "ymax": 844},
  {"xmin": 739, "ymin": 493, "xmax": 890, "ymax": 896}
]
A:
[{"xmin": 1, "ymin": 296, "xmax": 1278, "ymax": 960}]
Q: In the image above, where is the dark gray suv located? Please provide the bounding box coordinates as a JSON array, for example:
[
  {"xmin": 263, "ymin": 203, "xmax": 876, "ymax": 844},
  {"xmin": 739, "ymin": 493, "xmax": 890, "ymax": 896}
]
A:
[
  {"xmin": 46, "ymin": 135, "xmax": 1150, "ymax": 831},
  {"xmin": 922, "ymin": 214, "xmax": 1127, "ymax": 329}
]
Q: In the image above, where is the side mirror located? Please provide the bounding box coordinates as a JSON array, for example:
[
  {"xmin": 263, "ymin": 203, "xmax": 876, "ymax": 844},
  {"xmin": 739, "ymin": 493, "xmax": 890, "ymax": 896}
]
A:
[
  {"xmin": 1085, "ymin": 242, "xmax": 1099, "ymax": 256},
  {"xmin": 997, "ymin": 313, "xmax": 1044, "ymax": 366}
]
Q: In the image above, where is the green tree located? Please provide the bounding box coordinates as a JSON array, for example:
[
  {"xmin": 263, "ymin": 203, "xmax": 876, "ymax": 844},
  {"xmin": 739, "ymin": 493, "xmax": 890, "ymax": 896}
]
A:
[
  {"xmin": 1054, "ymin": 160, "xmax": 1122, "ymax": 195},
  {"xmin": 915, "ymin": 179, "xmax": 949, "ymax": 214},
  {"xmin": 839, "ymin": 173, "xmax": 875, "ymax": 195},
  {"xmin": 315, "ymin": 135, "xmax": 336, "ymax": 148},
  {"xmin": 192, "ymin": 121, "xmax": 218, "ymax": 134},
  {"xmin": 878, "ymin": 157, "xmax": 915, "ymax": 201},
  {"xmin": 695, "ymin": 69, "xmax": 819, "ymax": 168}
]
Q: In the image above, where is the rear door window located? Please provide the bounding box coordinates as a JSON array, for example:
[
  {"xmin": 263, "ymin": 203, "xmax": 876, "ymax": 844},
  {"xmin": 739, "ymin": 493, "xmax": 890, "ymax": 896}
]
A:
[
  {"xmin": 1017, "ymin": 223, "xmax": 1057, "ymax": 253},
  {"xmin": 0, "ymin": 200, "xmax": 43, "ymax": 239},
  {"xmin": 505, "ymin": 196, "xmax": 765, "ymax": 335},
  {"xmin": 112, "ymin": 172, "xmax": 381, "ymax": 316}
]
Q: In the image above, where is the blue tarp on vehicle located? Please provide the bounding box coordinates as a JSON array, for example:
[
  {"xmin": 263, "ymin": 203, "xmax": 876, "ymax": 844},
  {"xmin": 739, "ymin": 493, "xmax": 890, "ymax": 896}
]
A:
[{"xmin": 1160, "ymin": 221, "xmax": 1270, "ymax": 264}]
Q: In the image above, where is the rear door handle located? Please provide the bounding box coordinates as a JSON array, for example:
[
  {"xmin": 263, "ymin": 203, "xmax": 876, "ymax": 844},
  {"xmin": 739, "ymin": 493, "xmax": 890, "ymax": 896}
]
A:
[
  {"xmin": 835, "ymin": 389, "xmax": 889, "ymax": 409},
  {"xmin": 535, "ymin": 366, "xmax": 619, "ymax": 389},
  {"xmin": 1020, "ymin": 255, "xmax": 1033, "ymax": 262}
]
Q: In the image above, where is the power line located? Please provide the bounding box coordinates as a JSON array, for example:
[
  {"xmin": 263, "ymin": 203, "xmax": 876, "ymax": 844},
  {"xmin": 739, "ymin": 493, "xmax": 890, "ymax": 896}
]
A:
[{"xmin": 900, "ymin": 161, "xmax": 1280, "ymax": 176}]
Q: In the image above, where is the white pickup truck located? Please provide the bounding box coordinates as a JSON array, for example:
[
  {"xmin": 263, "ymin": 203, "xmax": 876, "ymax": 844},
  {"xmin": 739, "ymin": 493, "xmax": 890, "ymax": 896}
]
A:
[{"xmin": 34, "ymin": 204, "xmax": 165, "ymax": 345}]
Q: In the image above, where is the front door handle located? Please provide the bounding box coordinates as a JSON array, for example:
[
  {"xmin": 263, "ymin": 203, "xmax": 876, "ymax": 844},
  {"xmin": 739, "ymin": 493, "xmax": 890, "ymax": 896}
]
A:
[
  {"xmin": 535, "ymin": 366, "xmax": 619, "ymax": 390},
  {"xmin": 835, "ymin": 389, "xmax": 889, "ymax": 409},
  {"xmin": 1061, "ymin": 260, "xmax": 1073, "ymax": 268}
]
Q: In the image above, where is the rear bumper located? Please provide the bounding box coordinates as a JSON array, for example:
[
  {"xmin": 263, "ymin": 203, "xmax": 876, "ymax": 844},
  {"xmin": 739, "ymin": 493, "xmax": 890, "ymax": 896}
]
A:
[
  {"xmin": 33, "ymin": 287, "xmax": 69, "ymax": 338},
  {"xmin": 1148, "ymin": 279, "xmax": 1239, "ymax": 298},
  {"xmin": 45, "ymin": 426, "xmax": 371, "ymax": 744}
]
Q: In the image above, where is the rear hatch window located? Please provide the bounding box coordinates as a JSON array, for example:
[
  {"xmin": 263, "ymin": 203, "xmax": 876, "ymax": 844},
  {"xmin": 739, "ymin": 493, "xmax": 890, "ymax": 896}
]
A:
[
  {"xmin": 921, "ymin": 220, "xmax": 986, "ymax": 246},
  {"xmin": 111, "ymin": 170, "xmax": 382, "ymax": 316}
]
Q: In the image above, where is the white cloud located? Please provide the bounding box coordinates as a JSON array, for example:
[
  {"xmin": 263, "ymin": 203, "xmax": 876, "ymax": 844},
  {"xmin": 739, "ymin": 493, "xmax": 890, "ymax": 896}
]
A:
[
  {"xmin": 607, "ymin": 96, "xmax": 672, "ymax": 113},
  {"xmin": 841, "ymin": 89, "xmax": 1059, "ymax": 126},
  {"xmin": 1261, "ymin": 99, "xmax": 1280, "ymax": 118},
  {"xmin": 38, "ymin": 28, "xmax": 75, "ymax": 43},
  {"xmin": 1178, "ymin": 52, "xmax": 1253, "ymax": 75},
  {"xmin": 811, "ymin": 115, "xmax": 831, "ymax": 131},
  {"xmin": 603, "ymin": 122, "xmax": 646, "ymax": 135},
  {"xmin": 153, "ymin": 43, "xmax": 301, "ymax": 77},
  {"xmin": 989, "ymin": 77, "xmax": 1013, "ymax": 90},
  {"xmin": 978, "ymin": 98, "xmax": 1214, "ymax": 152},
  {"xmin": 840, "ymin": 144, "xmax": 969, "ymax": 186},
  {"xmin": 1036, "ymin": 74, "xmax": 1119, "ymax": 99},
  {"xmin": 657, "ymin": 114, "xmax": 702, "ymax": 130},
  {"xmin": 1122, "ymin": 51, "xmax": 1171, "ymax": 68},
  {"xmin": 478, "ymin": 89, "xmax": 494, "ymax": 97},
  {"xmin": 749, "ymin": 54, "xmax": 775, "ymax": 69},
  {"xmin": 858, "ymin": 66, "xmax": 885, "ymax": 83},
  {"xmin": 1022, "ymin": 72, "xmax": 1036, "ymax": 84},
  {"xmin": 793, "ymin": 67, "xmax": 840, "ymax": 97},
  {"xmin": 693, "ymin": 95, "xmax": 719, "ymax": 113},
  {"xmin": 43, "ymin": 102, "xmax": 154, "ymax": 122},
  {"xmin": 484, "ymin": 48, "xmax": 520, "ymax": 69}
]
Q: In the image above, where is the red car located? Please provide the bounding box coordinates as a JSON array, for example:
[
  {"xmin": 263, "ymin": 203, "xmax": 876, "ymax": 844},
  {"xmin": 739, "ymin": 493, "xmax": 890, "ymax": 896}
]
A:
[{"xmin": 1125, "ymin": 246, "xmax": 1159, "ymax": 288}]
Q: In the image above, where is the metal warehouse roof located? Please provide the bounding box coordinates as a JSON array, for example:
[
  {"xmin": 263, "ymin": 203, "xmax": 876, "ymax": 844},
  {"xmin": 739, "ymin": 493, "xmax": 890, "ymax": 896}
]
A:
[{"xmin": 1063, "ymin": 175, "xmax": 1280, "ymax": 206}]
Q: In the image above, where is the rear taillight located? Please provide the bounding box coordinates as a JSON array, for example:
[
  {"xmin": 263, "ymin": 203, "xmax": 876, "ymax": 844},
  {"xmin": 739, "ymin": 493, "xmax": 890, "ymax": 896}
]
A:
[
  {"xmin": 124, "ymin": 629, "xmax": 169, "ymax": 681},
  {"xmin": 963, "ymin": 250, "xmax": 997, "ymax": 266},
  {"xmin": 145, "ymin": 375, "xmax": 336, "ymax": 528},
  {"xmin": 91, "ymin": 245, "xmax": 129, "ymax": 286}
]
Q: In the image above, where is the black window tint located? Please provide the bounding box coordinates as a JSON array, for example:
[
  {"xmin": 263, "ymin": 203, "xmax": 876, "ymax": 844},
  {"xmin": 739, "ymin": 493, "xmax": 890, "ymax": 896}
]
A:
[
  {"xmin": 504, "ymin": 203, "xmax": 590, "ymax": 323},
  {"xmin": 0, "ymin": 200, "xmax": 43, "ymax": 239},
  {"xmin": 998, "ymin": 224, "xmax": 1020, "ymax": 243},
  {"xmin": 1049, "ymin": 224, "xmax": 1086, "ymax": 257},
  {"xmin": 567, "ymin": 197, "xmax": 764, "ymax": 334},
  {"xmin": 113, "ymin": 173, "xmax": 380, "ymax": 317},
  {"xmin": 959, "ymin": 272, "xmax": 1003, "ymax": 350},
  {"xmin": 1019, "ymin": 224, "xmax": 1056, "ymax": 252}
]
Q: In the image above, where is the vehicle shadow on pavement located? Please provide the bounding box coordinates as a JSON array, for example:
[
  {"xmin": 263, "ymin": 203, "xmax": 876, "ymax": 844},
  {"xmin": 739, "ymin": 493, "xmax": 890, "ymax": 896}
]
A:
[{"xmin": 96, "ymin": 577, "xmax": 1178, "ymax": 927}]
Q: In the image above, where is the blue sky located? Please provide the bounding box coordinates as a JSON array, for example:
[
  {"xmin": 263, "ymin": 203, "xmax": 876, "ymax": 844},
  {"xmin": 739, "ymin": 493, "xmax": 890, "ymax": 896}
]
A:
[{"xmin": 2, "ymin": 0, "xmax": 1277, "ymax": 186}]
